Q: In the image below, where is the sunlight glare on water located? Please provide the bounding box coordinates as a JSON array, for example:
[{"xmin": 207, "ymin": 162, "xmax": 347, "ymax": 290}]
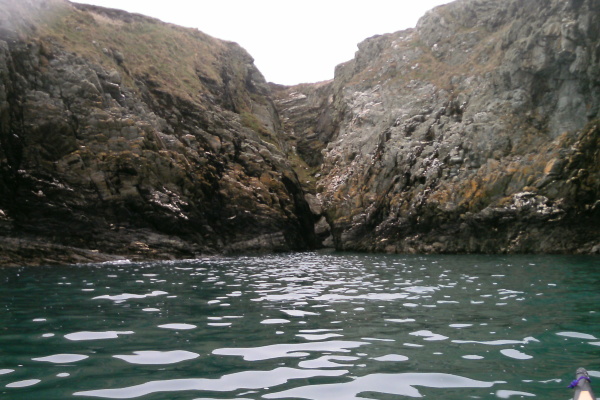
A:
[{"xmin": 0, "ymin": 252, "xmax": 599, "ymax": 399}]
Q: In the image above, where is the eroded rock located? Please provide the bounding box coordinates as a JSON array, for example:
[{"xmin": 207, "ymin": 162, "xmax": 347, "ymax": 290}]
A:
[{"xmin": 276, "ymin": 0, "xmax": 600, "ymax": 254}]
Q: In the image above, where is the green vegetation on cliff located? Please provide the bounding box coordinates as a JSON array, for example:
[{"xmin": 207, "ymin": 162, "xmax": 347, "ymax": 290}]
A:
[
  {"xmin": 1, "ymin": 0, "xmax": 598, "ymax": 266},
  {"xmin": 0, "ymin": 0, "xmax": 316, "ymax": 266}
]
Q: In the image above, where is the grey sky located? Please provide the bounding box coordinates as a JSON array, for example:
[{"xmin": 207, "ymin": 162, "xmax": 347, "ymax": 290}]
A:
[{"xmin": 71, "ymin": 0, "xmax": 451, "ymax": 85}]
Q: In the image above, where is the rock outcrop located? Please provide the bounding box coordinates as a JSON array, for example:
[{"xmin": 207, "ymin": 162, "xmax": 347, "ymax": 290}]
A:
[
  {"xmin": 277, "ymin": 0, "xmax": 600, "ymax": 254},
  {"xmin": 0, "ymin": 0, "xmax": 316, "ymax": 265},
  {"xmin": 1, "ymin": 0, "xmax": 599, "ymax": 266}
]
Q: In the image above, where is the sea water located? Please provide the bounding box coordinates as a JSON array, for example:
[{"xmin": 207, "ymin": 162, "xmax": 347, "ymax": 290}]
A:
[{"xmin": 0, "ymin": 252, "xmax": 598, "ymax": 399}]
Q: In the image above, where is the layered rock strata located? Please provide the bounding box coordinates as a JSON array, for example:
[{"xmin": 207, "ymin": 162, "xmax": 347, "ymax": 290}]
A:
[
  {"xmin": 1, "ymin": 0, "xmax": 599, "ymax": 266},
  {"xmin": 277, "ymin": 0, "xmax": 600, "ymax": 254},
  {"xmin": 0, "ymin": 0, "xmax": 316, "ymax": 265}
]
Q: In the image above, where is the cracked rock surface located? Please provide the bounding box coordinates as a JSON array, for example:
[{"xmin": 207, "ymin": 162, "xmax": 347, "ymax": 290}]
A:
[
  {"xmin": 0, "ymin": 0, "xmax": 316, "ymax": 265},
  {"xmin": 1, "ymin": 0, "xmax": 599, "ymax": 265},
  {"xmin": 276, "ymin": 0, "xmax": 600, "ymax": 254}
]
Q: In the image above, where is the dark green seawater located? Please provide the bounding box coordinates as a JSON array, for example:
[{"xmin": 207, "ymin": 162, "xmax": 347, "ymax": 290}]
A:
[{"xmin": 1, "ymin": 252, "xmax": 599, "ymax": 400}]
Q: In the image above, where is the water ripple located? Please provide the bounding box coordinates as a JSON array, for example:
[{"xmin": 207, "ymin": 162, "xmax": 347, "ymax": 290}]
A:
[
  {"xmin": 263, "ymin": 372, "xmax": 499, "ymax": 400},
  {"xmin": 556, "ymin": 331, "xmax": 597, "ymax": 340},
  {"xmin": 65, "ymin": 331, "xmax": 134, "ymax": 341},
  {"xmin": 261, "ymin": 319, "xmax": 291, "ymax": 325},
  {"xmin": 2, "ymin": 253, "xmax": 598, "ymax": 399},
  {"xmin": 500, "ymin": 349, "xmax": 533, "ymax": 360},
  {"xmin": 409, "ymin": 330, "xmax": 449, "ymax": 341},
  {"xmin": 280, "ymin": 310, "xmax": 319, "ymax": 317},
  {"xmin": 452, "ymin": 337, "xmax": 539, "ymax": 346},
  {"xmin": 32, "ymin": 354, "xmax": 89, "ymax": 363},
  {"xmin": 113, "ymin": 350, "xmax": 199, "ymax": 365},
  {"xmin": 213, "ymin": 340, "xmax": 368, "ymax": 361},
  {"xmin": 73, "ymin": 368, "xmax": 347, "ymax": 398},
  {"xmin": 93, "ymin": 290, "xmax": 168, "ymax": 303},
  {"xmin": 496, "ymin": 389, "xmax": 536, "ymax": 398},
  {"xmin": 6, "ymin": 379, "xmax": 41, "ymax": 388},
  {"xmin": 157, "ymin": 323, "xmax": 196, "ymax": 330},
  {"xmin": 372, "ymin": 354, "xmax": 409, "ymax": 362}
]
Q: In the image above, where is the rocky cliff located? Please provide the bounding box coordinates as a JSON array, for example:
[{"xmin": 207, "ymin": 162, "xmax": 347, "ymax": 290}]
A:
[
  {"xmin": 0, "ymin": 0, "xmax": 316, "ymax": 265},
  {"xmin": 1, "ymin": 0, "xmax": 599, "ymax": 266},
  {"xmin": 276, "ymin": 0, "xmax": 600, "ymax": 254}
]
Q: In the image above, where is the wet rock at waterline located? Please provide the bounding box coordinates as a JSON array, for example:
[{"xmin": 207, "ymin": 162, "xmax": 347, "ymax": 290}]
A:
[
  {"xmin": 0, "ymin": 0, "xmax": 316, "ymax": 265},
  {"xmin": 276, "ymin": 0, "xmax": 600, "ymax": 254},
  {"xmin": 1, "ymin": 0, "xmax": 599, "ymax": 265}
]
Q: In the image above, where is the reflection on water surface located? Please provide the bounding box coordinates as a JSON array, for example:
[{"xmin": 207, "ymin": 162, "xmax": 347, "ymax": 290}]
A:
[{"xmin": 1, "ymin": 252, "xmax": 599, "ymax": 399}]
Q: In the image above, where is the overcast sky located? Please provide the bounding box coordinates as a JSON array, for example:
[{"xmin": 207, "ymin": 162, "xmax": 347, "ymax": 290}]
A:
[{"xmin": 70, "ymin": 0, "xmax": 451, "ymax": 85}]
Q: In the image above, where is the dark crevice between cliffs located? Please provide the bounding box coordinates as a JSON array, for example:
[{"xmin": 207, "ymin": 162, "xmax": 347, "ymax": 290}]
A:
[
  {"xmin": 0, "ymin": 0, "xmax": 321, "ymax": 265},
  {"xmin": 1, "ymin": 0, "xmax": 599, "ymax": 266},
  {"xmin": 274, "ymin": 0, "xmax": 600, "ymax": 255}
]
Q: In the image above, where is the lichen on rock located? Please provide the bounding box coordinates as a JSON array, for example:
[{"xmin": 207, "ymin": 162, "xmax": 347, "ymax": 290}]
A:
[
  {"xmin": 1, "ymin": 0, "xmax": 599, "ymax": 265},
  {"xmin": 0, "ymin": 0, "xmax": 316, "ymax": 265},
  {"xmin": 276, "ymin": 0, "xmax": 599, "ymax": 254}
]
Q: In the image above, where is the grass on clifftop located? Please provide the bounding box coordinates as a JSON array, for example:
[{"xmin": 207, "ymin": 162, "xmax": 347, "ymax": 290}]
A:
[{"xmin": 37, "ymin": 2, "xmax": 226, "ymax": 103}]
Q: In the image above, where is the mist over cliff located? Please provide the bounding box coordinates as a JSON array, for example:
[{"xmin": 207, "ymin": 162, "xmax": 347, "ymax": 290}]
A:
[{"xmin": 0, "ymin": 0, "xmax": 598, "ymax": 265}]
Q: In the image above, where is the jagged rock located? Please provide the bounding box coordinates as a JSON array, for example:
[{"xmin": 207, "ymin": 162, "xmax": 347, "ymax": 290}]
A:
[
  {"xmin": 270, "ymin": 82, "xmax": 338, "ymax": 168},
  {"xmin": 1, "ymin": 0, "xmax": 599, "ymax": 265},
  {"xmin": 276, "ymin": 0, "xmax": 599, "ymax": 254},
  {"xmin": 0, "ymin": 0, "xmax": 316, "ymax": 265}
]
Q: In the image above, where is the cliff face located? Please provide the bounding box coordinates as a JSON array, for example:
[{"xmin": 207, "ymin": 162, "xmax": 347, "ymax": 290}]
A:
[
  {"xmin": 0, "ymin": 0, "xmax": 316, "ymax": 265},
  {"xmin": 278, "ymin": 0, "xmax": 600, "ymax": 254},
  {"xmin": 1, "ymin": 0, "xmax": 599, "ymax": 266}
]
